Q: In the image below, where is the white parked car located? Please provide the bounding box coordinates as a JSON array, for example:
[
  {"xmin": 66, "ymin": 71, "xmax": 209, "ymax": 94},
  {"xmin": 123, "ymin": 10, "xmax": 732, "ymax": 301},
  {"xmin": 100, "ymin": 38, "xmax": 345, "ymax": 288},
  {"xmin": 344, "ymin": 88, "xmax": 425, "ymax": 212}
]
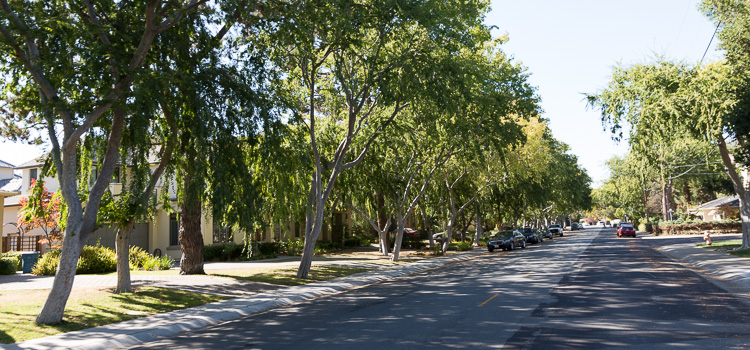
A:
[{"xmin": 548, "ymin": 224, "xmax": 563, "ymax": 237}]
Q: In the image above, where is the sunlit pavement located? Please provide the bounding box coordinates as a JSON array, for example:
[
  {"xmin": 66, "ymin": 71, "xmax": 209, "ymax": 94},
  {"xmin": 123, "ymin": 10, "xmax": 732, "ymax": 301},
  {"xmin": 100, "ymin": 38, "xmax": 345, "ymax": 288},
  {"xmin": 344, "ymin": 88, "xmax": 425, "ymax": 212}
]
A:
[
  {"xmin": 9, "ymin": 228, "xmax": 750, "ymax": 349},
  {"xmin": 126, "ymin": 228, "xmax": 750, "ymax": 350}
]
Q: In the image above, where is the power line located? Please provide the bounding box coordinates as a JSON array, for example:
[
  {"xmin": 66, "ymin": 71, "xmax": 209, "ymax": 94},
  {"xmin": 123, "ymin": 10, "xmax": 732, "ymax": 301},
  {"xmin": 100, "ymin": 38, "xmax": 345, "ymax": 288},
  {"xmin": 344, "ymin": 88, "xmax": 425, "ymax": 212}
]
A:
[{"xmin": 701, "ymin": 20, "xmax": 722, "ymax": 65}]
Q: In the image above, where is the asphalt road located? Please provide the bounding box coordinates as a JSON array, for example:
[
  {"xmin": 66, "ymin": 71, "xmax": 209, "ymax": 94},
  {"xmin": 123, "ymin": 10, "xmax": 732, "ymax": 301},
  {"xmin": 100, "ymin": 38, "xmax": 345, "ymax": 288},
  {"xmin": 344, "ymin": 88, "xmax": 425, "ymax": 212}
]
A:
[{"xmin": 128, "ymin": 228, "xmax": 750, "ymax": 349}]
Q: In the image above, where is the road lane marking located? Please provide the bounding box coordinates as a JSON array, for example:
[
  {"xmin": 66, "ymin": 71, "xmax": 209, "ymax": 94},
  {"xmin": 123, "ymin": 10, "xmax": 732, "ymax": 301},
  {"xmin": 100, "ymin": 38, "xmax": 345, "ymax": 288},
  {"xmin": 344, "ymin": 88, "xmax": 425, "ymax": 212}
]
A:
[
  {"xmin": 525, "ymin": 271, "xmax": 534, "ymax": 277},
  {"xmin": 547, "ymin": 258, "xmax": 552, "ymax": 262},
  {"xmin": 479, "ymin": 294, "xmax": 499, "ymax": 306}
]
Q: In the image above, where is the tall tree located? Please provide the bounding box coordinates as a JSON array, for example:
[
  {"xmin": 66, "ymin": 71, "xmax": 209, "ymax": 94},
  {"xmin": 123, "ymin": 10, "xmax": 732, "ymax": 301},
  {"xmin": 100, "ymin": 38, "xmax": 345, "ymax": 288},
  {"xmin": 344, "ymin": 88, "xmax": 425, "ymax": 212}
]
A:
[
  {"xmin": 0, "ymin": 1, "xmax": 206, "ymax": 324},
  {"xmin": 264, "ymin": 0, "xmax": 492, "ymax": 278},
  {"xmin": 588, "ymin": 60, "xmax": 750, "ymax": 247}
]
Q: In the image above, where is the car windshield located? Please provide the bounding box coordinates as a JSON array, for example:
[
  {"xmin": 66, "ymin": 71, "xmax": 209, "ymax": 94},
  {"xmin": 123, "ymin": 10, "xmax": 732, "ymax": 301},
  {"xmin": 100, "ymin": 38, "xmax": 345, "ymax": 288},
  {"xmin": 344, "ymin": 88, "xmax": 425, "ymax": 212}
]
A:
[
  {"xmin": 493, "ymin": 231, "xmax": 514, "ymax": 240},
  {"xmin": 519, "ymin": 228, "xmax": 534, "ymax": 234},
  {"xmin": 549, "ymin": 225, "xmax": 560, "ymax": 228},
  {"xmin": 620, "ymin": 223, "xmax": 633, "ymax": 228}
]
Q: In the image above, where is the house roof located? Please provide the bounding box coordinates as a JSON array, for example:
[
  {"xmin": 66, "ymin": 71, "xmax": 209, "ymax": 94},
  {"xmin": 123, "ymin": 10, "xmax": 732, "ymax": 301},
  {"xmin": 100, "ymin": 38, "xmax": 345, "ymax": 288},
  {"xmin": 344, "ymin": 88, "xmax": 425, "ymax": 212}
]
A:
[
  {"xmin": 693, "ymin": 195, "xmax": 740, "ymax": 211},
  {"xmin": 0, "ymin": 159, "xmax": 14, "ymax": 169},
  {"xmin": 15, "ymin": 157, "xmax": 44, "ymax": 170},
  {"xmin": 0, "ymin": 174, "xmax": 22, "ymax": 196}
]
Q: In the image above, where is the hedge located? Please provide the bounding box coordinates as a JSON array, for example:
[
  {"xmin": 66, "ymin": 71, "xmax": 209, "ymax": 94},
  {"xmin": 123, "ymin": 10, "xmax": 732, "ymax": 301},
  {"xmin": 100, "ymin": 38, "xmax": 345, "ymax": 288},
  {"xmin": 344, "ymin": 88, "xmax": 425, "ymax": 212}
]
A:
[{"xmin": 651, "ymin": 220, "xmax": 742, "ymax": 235}]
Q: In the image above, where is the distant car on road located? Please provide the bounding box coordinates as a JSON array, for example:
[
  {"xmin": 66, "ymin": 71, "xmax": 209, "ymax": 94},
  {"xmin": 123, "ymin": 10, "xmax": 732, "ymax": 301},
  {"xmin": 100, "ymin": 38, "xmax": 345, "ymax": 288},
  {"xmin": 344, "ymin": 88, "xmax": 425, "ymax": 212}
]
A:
[
  {"xmin": 487, "ymin": 231, "xmax": 526, "ymax": 252},
  {"xmin": 548, "ymin": 224, "xmax": 563, "ymax": 237},
  {"xmin": 618, "ymin": 223, "xmax": 636, "ymax": 237},
  {"xmin": 519, "ymin": 227, "xmax": 543, "ymax": 243}
]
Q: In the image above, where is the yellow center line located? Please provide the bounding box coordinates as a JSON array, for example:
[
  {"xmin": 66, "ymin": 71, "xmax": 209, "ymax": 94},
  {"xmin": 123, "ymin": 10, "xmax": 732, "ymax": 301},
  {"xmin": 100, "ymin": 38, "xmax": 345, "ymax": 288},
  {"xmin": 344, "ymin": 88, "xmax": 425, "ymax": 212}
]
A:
[{"xmin": 479, "ymin": 293, "xmax": 499, "ymax": 306}]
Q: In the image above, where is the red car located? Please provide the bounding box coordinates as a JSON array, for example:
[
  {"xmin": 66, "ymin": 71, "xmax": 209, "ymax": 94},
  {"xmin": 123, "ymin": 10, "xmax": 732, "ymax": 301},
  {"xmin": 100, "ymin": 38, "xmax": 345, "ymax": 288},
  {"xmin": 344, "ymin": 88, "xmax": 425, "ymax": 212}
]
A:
[{"xmin": 618, "ymin": 223, "xmax": 636, "ymax": 237}]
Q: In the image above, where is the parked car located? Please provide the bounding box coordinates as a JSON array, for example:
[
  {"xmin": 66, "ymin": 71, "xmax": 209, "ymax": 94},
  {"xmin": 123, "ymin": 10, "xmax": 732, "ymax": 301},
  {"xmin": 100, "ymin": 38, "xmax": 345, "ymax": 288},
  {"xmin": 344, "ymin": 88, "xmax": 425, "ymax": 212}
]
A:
[
  {"xmin": 571, "ymin": 223, "xmax": 579, "ymax": 230},
  {"xmin": 539, "ymin": 229, "xmax": 553, "ymax": 240},
  {"xmin": 433, "ymin": 232, "xmax": 446, "ymax": 244},
  {"xmin": 618, "ymin": 223, "xmax": 636, "ymax": 237},
  {"xmin": 402, "ymin": 228, "xmax": 420, "ymax": 239},
  {"xmin": 487, "ymin": 230, "xmax": 526, "ymax": 252},
  {"xmin": 548, "ymin": 224, "xmax": 564, "ymax": 237},
  {"xmin": 519, "ymin": 227, "xmax": 543, "ymax": 243}
]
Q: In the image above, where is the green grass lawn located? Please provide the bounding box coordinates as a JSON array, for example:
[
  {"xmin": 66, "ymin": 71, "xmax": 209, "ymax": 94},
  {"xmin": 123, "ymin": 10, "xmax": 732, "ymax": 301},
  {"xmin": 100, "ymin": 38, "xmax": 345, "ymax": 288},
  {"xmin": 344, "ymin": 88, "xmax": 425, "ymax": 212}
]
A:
[
  {"xmin": 697, "ymin": 240, "xmax": 750, "ymax": 258},
  {"xmin": 208, "ymin": 265, "xmax": 371, "ymax": 286},
  {"xmin": 0, "ymin": 287, "xmax": 228, "ymax": 344}
]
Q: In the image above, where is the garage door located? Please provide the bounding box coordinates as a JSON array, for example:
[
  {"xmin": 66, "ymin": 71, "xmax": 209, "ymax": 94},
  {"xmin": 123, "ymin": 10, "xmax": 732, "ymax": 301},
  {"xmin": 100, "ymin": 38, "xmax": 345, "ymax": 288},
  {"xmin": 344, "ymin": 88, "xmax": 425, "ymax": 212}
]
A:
[{"xmin": 87, "ymin": 223, "xmax": 149, "ymax": 251}]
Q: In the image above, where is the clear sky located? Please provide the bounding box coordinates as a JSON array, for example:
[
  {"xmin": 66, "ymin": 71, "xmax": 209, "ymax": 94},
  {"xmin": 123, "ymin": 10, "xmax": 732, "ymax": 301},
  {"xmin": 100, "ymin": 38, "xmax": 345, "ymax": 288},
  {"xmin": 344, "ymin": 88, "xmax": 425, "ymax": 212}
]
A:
[
  {"xmin": 0, "ymin": 1, "xmax": 725, "ymax": 186},
  {"xmin": 486, "ymin": 0, "xmax": 723, "ymax": 186}
]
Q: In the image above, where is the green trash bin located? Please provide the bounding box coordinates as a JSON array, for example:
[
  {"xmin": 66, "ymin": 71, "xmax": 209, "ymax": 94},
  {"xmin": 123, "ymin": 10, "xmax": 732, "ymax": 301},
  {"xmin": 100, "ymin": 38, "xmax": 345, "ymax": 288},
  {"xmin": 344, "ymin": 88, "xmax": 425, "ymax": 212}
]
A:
[{"xmin": 21, "ymin": 252, "xmax": 39, "ymax": 274}]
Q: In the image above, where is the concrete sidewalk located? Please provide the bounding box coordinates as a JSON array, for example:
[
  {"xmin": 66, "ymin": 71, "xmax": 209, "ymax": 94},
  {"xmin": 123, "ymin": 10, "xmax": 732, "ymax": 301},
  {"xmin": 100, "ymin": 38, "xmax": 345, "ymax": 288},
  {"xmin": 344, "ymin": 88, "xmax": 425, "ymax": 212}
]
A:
[
  {"xmin": 0, "ymin": 257, "xmax": 402, "ymax": 296},
  {"xmin": 653, "ymin": 237, "xmax": 750, "ymax": 299},
  {"xmin": 2, "ymin": 250, "xmax": 487, "ymax": 350}
]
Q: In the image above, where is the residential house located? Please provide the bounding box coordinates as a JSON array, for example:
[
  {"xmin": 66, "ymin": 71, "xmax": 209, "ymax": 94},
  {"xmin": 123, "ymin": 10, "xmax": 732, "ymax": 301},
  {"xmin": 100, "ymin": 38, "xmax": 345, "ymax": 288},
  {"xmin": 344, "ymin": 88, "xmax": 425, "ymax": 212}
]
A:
[
  {"xmin": 690, "ymin": 195, "xmax": 740, "ymax": 221},
  {"xmin": 2, "ymin": 155, "xmax": 361, "ymax": 259},
  {"xmin": 0, "ymin": 159, "xmax": 22, "ymax": 251}
]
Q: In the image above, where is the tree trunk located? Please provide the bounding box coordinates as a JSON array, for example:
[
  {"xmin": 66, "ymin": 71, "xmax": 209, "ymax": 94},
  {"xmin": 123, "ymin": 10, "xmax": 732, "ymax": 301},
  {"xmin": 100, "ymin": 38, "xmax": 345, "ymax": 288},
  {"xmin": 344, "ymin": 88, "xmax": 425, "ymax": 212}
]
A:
[
  {"xmin": 391, "ymin": 211, "xmax": 405, "ymax": 262},
  {"xmin": 441, "ymin": 213, "xmax": 456, "ymax": 253},
  {"xmin": 740, "ymin": 192, "xmax": 750, "ymax": 249},
  {"xmin": 473, "ymin": 204, "xmax": 482, "ymax": 246},
  {"xmin": 421, "ymin": 204, "xmax": 434, "ymax": 248},
  {"xmin": 660, "ymin": 152, "xmax": 668, "ymax": 221},
  {"xmin": 298, "ymin": 197, "xmax": 326, "ymax": 279},
  {"xmin": 36, "ymin": 233, "xmax": 83, "ymax": 324},
  {"xmin": 115, "ymin": 224, "xmax": 133, "ymax": 293},
  {"xmin": 179, "ymin": 196, "xmax": 204, "ymax": 275},
  {"xmin": 376, "ymin": 193, "xmax": 390, "ymax": 254},
  {"xmin": 179, "ymin": 156, "xmax": 205, "ymax": 275}
]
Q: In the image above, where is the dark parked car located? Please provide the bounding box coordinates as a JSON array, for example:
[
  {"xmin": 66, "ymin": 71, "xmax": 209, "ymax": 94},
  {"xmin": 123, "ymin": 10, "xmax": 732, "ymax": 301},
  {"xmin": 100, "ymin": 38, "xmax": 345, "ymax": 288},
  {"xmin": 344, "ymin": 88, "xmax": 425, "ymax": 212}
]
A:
[
  {"xmin": 487, "ymin": 231, "xmax": 526, "ymax": 252},
  {"xmin": 548, "ymin": 224, "xmax": 564, "ymax": 237},
  {"xmin": 519, "ymin": 227, "xmax": 543, "ymax": 243},
  {"xmin": 571, "ymin": 223, "xmax": 579, "ymax": 230},
  {"xmin": 539, "ymin": 229, "xmax": 553, "ymax": 240},
  {"xmin": 618, "ymin": 223, "xmax": 636, "ymax": 237}
]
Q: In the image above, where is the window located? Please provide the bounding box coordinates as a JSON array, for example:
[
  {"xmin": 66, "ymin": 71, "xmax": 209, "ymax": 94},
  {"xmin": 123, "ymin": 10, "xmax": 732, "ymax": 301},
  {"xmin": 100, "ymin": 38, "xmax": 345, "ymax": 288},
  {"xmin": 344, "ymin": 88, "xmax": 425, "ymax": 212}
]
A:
[
  {"xmin": 29, "ymin": 168, "xmax": 37, "ymax": 182},
  {"xmin": 213, "ymin": 223, "xmax": 232, "ymax": 243},
  {"xmin": 112, "ymin": 167, "xmax": 120, "ymax": 183},
  {"xmin": 169, "ymin": 214, "xmax": 179, "ymax": 246}
]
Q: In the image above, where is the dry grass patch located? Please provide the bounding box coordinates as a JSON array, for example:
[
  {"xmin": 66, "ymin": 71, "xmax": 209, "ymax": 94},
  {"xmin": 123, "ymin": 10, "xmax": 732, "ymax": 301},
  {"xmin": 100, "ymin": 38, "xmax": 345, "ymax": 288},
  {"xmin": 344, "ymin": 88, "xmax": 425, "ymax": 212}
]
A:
[{"xmin": 208, "ymin": 265, "xmax": 371, "ymax": 286}]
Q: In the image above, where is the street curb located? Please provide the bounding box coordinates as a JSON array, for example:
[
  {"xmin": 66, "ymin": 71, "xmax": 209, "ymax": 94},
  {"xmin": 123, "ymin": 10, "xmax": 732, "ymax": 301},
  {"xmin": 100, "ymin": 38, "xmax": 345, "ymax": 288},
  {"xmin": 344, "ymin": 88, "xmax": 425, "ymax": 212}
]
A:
[
  {"xmin": 3, "ymin": 250, "xmax": 486, "ymax": 350},
  {"xmin": 653, "ymin": 243, "xmax": 750, "ymax": 308}
]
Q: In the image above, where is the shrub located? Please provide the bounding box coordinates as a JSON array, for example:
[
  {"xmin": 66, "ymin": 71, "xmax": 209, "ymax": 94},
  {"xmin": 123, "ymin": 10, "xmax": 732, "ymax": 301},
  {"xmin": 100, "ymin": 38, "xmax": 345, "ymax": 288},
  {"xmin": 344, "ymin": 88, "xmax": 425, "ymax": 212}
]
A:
[
  {"xmin": 0, "ymin": 257, "xmax": 19, "ymax": 275},
  {"xmin": 343, "ymin": 238, "xmax": 360, "ymax": 247},
  {"xmin": 32, "ymin": 250, "xmax": 61, "ymax": 275},
  {"xmin": 204, "ymin": 242, "xmax": 245, "ymax": 261},
  {"xmin": 1, "ymin": 252, "xmax": 22, "ymax": 271},
  {"xmin": 430, "ymin": 245, "xmax": 443, "ymax": 256},
  {"xmin": 203, "ymin": 244, "xmax": 224, "ymax": 261},
  {"xmin": 223, "ymin": 242, "xmax": 244, "ymax": 260},
  {"xmin": 280, "ymin": 239, "xmax": 304, "ymax": 255},
  {"xmin": 638, "ymin": 223, "xmax": 648, "ymax": 233},
  {"xmin": 456, "ymin": 241, "xmax": 473, "ymax": 251},
  {"xmin": 76, "ymin": 245, "xmax": 117, "ymax": 274},
  {"xmin": 142, "ymin": 255, "xmax": 174, "ymax": 271},
  {"xmin": 258, "ymin": 242, "xmax": 280, "ymax": 256},
  {"xmin": 651, "ymin": 220, "xmax": 742, "ymax": 235},
  {"xmin": 32, "ymin": 246, "xmax": 118, "ymax": 276},
  {"xmin": 129, "ymin": 246, "xmax": 151, "ymax": 270}
]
